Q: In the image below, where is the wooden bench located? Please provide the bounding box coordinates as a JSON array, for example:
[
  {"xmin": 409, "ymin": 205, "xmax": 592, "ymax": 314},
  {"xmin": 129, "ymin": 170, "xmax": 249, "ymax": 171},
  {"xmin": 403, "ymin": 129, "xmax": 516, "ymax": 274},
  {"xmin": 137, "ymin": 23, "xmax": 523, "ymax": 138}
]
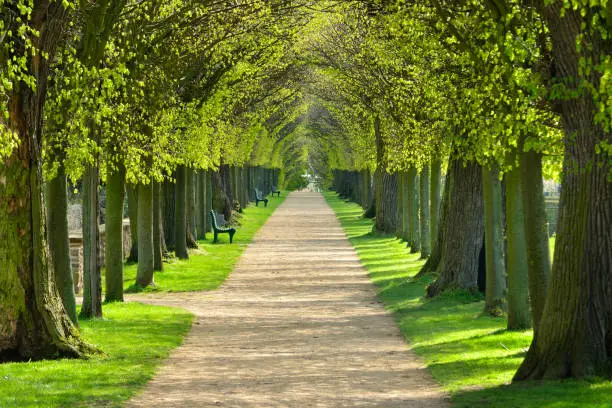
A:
[
  {"xmin": 254, "ymin": 188, "xmax": 268, "ymax": 207},
  {"xmin": 209, "ymin": 210, "xmax": 236, "ymax": 243},
  {"xmin": 271, "ymin": 185, "xmax": 281, "ymax": 197}
]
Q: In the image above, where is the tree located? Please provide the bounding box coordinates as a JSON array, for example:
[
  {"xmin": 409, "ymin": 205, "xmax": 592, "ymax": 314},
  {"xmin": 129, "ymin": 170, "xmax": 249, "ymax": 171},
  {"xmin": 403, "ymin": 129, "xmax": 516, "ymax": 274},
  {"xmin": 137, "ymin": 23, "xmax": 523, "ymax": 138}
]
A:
[{"xmin": 0, "ymin": 0, "xmax": 95, "ymax": 360}]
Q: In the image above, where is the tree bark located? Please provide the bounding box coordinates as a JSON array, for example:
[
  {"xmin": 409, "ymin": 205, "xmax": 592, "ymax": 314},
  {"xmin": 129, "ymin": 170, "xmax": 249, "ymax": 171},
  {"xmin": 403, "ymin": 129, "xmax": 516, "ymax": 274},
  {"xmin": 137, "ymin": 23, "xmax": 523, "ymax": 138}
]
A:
[
  {"xmin": 0, "ymin": 1, "xmax": 96, "ymax": 360},
  {"xmin": 46, "ymin": 165, "xmax": 77, "ymax": 323},
  {"xmin": 506, "ymin": 168, "xmax": 531, "ymax": 330},
  {"xmin": 401, "ymin": 172, "xmax": 410, "ymax": 241},
  {"xmin": 407, "ymin": 167, "xmax": 420, "ymax": 253},
  {"xmin": 196, "ymin": 171, "xmax": 207, "ymax": 240},
  {"xmin": 186, "ymin": 168, "xmax": 198, "ymax": 248},
  {"xmin": 212, "ymin": 169, "xmax": 232, "ymax": 220},
  {"xmin": 515, "ymin": 2, "xmax": 611, "ymax": 380},
  {"xmin": 519, "ymin": 149, "xmax": 550, "ymax": 333},
  {"xmin": 153, "ymin": 181, "xmax": 164, "ymax": 272},
  {"xmin": 482, "ymin": 166, "xmax": 506, "ymax": 316},
  {"xmin": 420, "ymin": 165, "xmax": 431, "ymax": 258},
  {"xmin": 136, "ymin": 182, "xmax": 154, "ymax": 287},
  {"xmin": 104, "ymin": 163, "xmax": 126, "ymax": 302},
  {"xmin": 162, "ymin": 180, "xmax": 175, "ymax": 250},
  {"xmin": 126, "ymin": 185, "xmax": 138, "ymax": 262},
  {"xmin": 418, "ymin": 158, "xmax": 449, "ymax": 278},
  {"xmin": 175, "ymin": 165, "xmax": 189, "ymax": 260},
  {"xmin": 80, "ymin": 164, "xmax": 102, "ymax": 319},
  {"xmin": 205, "ymin": 171, "xmax": 213, "ymax": 233},
  {"xmin": 430, "ymin": 158, "xmax": 442, "ymax": 246},
  {"xmin": 425, "ymin": 158, "xmax": 485, "ymax": 297}
]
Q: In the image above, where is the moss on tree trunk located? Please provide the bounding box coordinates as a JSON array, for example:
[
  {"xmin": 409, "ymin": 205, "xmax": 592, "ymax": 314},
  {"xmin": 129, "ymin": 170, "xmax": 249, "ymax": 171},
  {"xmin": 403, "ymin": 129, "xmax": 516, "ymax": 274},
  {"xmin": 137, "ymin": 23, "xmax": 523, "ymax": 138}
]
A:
[
  {"xmin": 514, "ymin": 2, "xmax": 611, "ymax": 380},
  {"xmin": 407, "ymin": 167, "xmax": 420, "ymax": 253},
  {"xmin": 506, "ymin": 167, "xmax": 531, "ymax": 330},
  {"xmin": 519, "ymin": 149, "xmax": 550, "ymax": 332},
  {"xmin": 136, "ymin": 182, "xmax": 154, "ymax": 287},
  {"xmin": 419, "ymin": 165, "xmax": 431, "ymax": 258},
  {"xmin": 430, "ymin": 158, "xmax": 442, "ymax": 246},
  {"xmin": 104, "ymin": 163, "xmax": 126, "ymax": 302},
  {"xmin": 45, "ymin": 165, "xmax": 77, "ymax": 323},
  {"xmin": 0, "ymin": 1, "xmax": 97, "ymax": 360},
  {"xmin": 482, "ymin": 166, "xmax": 506, "ymax": 316}
]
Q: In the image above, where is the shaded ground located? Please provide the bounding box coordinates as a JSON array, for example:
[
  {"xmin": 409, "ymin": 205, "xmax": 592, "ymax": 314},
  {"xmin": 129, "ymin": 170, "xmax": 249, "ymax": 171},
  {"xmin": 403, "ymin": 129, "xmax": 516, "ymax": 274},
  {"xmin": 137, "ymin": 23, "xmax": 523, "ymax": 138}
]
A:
[{"xmin": 127, "ymin": 192, "xmax": 449, "ymax": 407}]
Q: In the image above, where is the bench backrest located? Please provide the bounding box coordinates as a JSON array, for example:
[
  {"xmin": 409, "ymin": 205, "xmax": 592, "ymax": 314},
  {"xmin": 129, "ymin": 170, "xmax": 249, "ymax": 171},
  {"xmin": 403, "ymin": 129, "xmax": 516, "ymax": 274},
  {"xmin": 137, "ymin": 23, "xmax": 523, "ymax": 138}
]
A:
[
  {"xmin": 209, "ymin": 210, "xmax": 225, "ymax": 229},
  {"xmin": 254, "ymin": 188, "xmax": 263, "ymax": 200}
]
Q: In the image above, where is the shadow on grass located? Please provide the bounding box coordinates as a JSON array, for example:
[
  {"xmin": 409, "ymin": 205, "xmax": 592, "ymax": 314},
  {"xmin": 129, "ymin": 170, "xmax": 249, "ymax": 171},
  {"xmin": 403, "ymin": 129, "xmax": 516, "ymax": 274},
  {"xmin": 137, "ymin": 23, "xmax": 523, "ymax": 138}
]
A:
[
  {"xmin": 122, "ymin": 193, "xmax": 287, "ymax": 293},
  {"xmin": 0, "ymin": 302, "xmax": 192, "ymax": 407},
  {"xmin": 323, "ymin": 191, "xmax": 612, "ymax": 407}
]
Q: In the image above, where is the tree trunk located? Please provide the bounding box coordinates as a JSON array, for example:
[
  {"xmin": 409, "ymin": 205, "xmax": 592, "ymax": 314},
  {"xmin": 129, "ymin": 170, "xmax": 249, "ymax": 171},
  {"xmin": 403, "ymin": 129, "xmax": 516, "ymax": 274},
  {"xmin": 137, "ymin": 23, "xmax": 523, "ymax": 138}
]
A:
[
  {"xmin": 482, "ymin": 166, "xmax": 506, "ymax": 316},
  {"xmin": 212, "ymin": 169, "xmax": 232, "ymax": 220},
  {"xmin": 430, "ymin": 158, "xmax": 442, "ymax": 246},
  {"xmin": 80, "ymin": 164, "xmax": 102, "ymax": 319},
  {"xmin": 514, "ymin": 5, "xmax": 611, "ymax": 380},
  {"xmin": 126, "ymin": 185, "xmax": 138, "ymax": 262},
  {"xmin": 186, "ymin": 168, "xmax": 198, "ymax": 248},
  {"xmin": 153, "ymin": 181, "xmax": 164, "ymax": 271},
  {"xmin": 0, "ymin": 1, "xmax": 96, "ymax": 360},
  {"xmin": 104, "ymin": 163, "xmax": 125, "ymax": 302},
  {"xmin": 506, "ymin": 168, "xmax": 531, "ymax": 330},
  {"xmin": 520, "ymin": 149, "xmax": 550, "ymax": 333},
  {"xmin": 196, "ymin": 171, "xmax": 207, "ymax": 240},
  {"xmin": 407, "ymin": 167, "xmax": 420, "ymax": 253},
  {"xmin": 426, "ymin": 158, "xmax": 485, "ymax": 297},
  {"xmin": 221, "ymin": 164, "xmax": 233, "ymax": 205},
  {"xmin": 373, "ymin": 116, "xmax": 398, "ymax": 233},
  {"xmin": 374, "ymin": 171, "xmax": 399, "ymax": 233},
  {"xmin": 205, "ymin": 171, "xmax": 213, "ymax": 233},
  {"xmin": 418, "ymin": 158, "xmax": 449, "ymax": 278},
  {"xmin": 420, "ymin": 165, "xmax": 431, "ymax": 258},
  {"xmin": 136, "ymin": 182, "xmax": 154, "ymax": 287},
  {"xmin": 397, "ymin": 171, "xmax": 405, "ymax": 239},
  {"xmin": 162, "ymin": 180, "xmax": 175, "ymax": 250},
  {"xmin": 46, "ymin": 165, "xmax": 77, "ymax": 323},
  {"xmin": 175, "ymin": 165, "xmax": 189, "ymax": 260}
]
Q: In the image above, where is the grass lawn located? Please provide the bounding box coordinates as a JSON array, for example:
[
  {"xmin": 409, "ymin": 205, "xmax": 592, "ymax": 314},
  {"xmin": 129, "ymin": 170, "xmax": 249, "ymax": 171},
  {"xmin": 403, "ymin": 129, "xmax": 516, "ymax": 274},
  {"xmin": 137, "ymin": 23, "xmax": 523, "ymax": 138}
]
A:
[
  {"xmin": 324, "ymin": 191, "xmax": 612, "ymax": 408},
  {"xmin": 123, "ymin": 193, "xmax": 286, "ymax": 292},
  {"xmin": 0, "ymin": 302, "xmax": 192, "ymax": 407}
]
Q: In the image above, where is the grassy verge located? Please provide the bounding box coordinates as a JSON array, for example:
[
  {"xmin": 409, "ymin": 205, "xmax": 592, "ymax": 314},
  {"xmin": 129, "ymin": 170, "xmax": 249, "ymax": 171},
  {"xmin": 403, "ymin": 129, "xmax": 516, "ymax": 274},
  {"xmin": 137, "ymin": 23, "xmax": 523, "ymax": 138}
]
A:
[
  {"xmin": 0, "ymin": 302, "xmax": 192, "ymax": 407},
  {"xmin": 324, "ymin": 191, "xmax": 612, "ymax": 408},
  {"xmin": 123, "ymin": 193, "xmax": 286, "ymax": 292}
]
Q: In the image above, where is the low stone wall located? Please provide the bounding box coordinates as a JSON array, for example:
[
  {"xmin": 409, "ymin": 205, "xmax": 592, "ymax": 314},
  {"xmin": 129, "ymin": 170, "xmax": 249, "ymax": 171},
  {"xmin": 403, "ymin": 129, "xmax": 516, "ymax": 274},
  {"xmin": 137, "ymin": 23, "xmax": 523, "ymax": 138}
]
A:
[{"xmin": 69, "ymin": 219, "xmax": 131, "ymax": 294}]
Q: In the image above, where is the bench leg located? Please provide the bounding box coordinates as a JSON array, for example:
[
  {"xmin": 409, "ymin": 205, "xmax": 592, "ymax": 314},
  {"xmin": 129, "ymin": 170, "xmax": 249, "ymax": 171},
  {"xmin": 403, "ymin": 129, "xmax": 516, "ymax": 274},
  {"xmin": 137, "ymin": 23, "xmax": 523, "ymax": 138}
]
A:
[
  {"xmin": 264, "ymin": 199, "xmax": 268, "ymax": 207},
  {"xmin": 213, "ymin": 231, "xmax": 218, "ymax": 243},
  {"xmin": 229, "ymin": 231, "xmax": 235, "ymax": 244},
  {"xmin": 255, "ymin": 200, "xmax": 259, "ymax": 207}
]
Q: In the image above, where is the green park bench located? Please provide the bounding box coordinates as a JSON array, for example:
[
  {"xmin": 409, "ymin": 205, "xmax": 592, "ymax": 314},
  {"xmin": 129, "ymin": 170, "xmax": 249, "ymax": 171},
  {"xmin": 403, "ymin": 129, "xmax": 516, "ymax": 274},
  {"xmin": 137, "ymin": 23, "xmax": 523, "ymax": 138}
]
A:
[
  {"xmin": 271, "ymin": 185, "xmax": 281, "ymax": 197},
  {"xmin": 254, "ymin": 188, "xmax": 268, "ymax": 207},
  {"xmin": 209, "ymin": 210, "xmax": 236, "ymax": 243}
]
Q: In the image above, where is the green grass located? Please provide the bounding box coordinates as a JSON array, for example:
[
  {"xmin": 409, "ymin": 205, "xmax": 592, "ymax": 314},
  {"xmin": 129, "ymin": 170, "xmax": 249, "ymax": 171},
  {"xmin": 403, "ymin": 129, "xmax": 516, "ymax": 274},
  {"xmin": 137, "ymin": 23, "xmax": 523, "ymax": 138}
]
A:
[
  {"xmin": 0, "ymin": 302, "xmax": 193, "ymax": 407},
  {"xmin": 123, "ymin": 193, "xmax": 286, "ymax": 292},
  {"xmin": 324, "ymin": 191, "xmax": 612, "ymax": 408}
]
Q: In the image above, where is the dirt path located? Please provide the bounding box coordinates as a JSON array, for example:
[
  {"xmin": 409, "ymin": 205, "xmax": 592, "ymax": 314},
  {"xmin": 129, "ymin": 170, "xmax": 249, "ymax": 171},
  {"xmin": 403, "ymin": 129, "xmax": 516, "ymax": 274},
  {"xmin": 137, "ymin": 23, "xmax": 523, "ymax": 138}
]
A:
[{"xmin": 126, "ymin": 192, "xmax": 449, "ymax": 407}]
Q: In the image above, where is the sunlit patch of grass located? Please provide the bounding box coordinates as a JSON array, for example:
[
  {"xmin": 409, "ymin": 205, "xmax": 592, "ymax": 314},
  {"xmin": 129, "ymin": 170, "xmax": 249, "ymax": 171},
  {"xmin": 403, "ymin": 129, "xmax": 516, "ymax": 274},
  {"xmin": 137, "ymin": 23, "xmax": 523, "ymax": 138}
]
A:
[
  {"xmin": 324, "ymin": 191, "xmax": 611, "ymax": 407},
  {"xmin": 123, "ymin": 193, "xmax": 286, "ymax": 292},
  {"xmin": 0, "ymin": 302, "xmax": 192, "ymax": 407}
]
